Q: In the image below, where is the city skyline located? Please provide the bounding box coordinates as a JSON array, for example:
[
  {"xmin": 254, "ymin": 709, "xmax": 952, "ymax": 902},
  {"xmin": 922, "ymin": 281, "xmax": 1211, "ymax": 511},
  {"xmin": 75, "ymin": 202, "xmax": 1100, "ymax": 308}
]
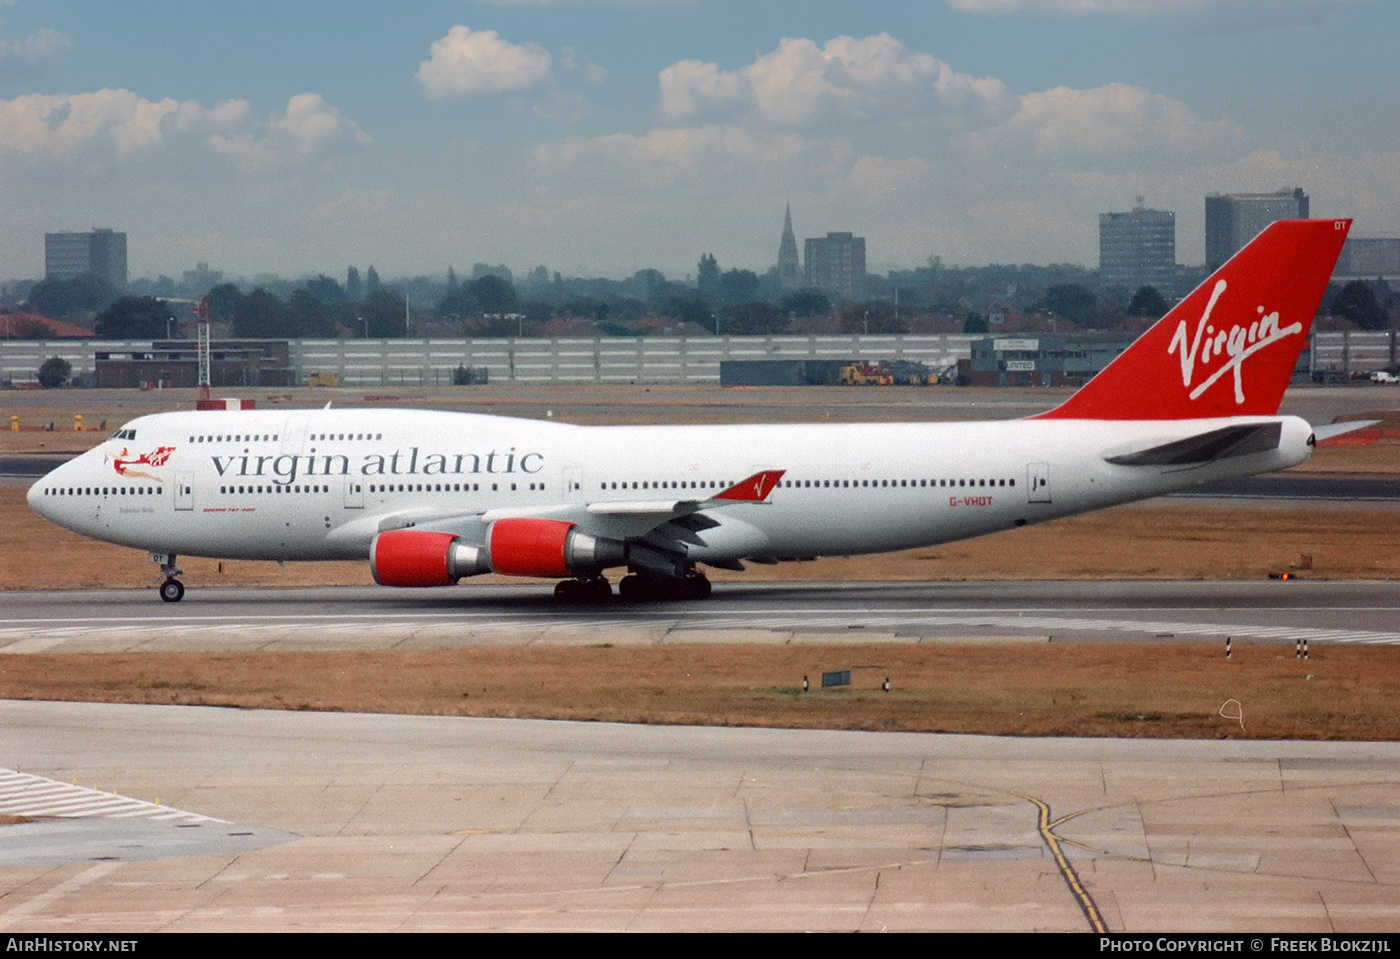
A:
[{"xmin": 3, "ymin": 1, "xmax": 1396, "ymax": 282}]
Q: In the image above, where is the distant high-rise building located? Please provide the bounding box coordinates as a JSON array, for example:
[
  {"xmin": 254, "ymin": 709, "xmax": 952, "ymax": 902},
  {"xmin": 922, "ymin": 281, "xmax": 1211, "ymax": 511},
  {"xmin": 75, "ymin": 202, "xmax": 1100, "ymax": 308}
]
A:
[
  {"xmin": 182, "ymin": 261, "xmax": 224, "ymax": 291},
  {"xmin": 804, "ymin": 232, "xmax": 865, "ymax": 301},
  {"xmin": 1099, "ymin": 206, "xmax": 1176, "ymax": 295},
  {"xmin": 1205, "ymin": 189, "xmax": 1308, "ymax": 271},
  {"xmin": 1333, "ymin": 238, "xmax": 1400, "ymax": 282},
  {"xmin": 777, "ymin": 203, "xmax": 801, "ymax": 291},
  {"xmin": 44, "ymin": 228, "xmax": 128, "ymax": 289}
]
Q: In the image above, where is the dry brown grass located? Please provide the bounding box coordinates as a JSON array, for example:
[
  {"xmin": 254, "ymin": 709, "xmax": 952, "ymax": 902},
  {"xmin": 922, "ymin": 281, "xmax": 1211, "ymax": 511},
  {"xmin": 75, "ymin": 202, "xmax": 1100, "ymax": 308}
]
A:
[{"xmin": 1, "ymin": 643, "xmax": 1396, "ymax": 740}]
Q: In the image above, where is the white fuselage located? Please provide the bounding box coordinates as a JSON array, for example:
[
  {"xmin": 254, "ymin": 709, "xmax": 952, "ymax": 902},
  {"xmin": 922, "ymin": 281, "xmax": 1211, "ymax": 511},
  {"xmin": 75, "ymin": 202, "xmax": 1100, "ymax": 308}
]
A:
[{"xmin": 28, "ymin": 407, "xmax": 1315, "ymax": 569}]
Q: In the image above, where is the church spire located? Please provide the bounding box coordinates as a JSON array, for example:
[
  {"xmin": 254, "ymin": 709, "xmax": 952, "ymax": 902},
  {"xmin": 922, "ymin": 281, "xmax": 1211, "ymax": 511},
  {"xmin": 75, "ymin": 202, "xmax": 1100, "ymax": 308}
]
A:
[{"xmin": 777, "ymin": 201, "xmax": 800, "ymax": 290}]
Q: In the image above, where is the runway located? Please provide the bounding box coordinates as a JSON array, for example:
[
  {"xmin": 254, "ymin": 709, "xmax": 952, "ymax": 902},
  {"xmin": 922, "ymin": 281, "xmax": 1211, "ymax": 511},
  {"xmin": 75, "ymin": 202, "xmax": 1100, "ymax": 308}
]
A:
[{"xmin": 5, "ymin": 580, "xmax": 1400, "ymax": 653}]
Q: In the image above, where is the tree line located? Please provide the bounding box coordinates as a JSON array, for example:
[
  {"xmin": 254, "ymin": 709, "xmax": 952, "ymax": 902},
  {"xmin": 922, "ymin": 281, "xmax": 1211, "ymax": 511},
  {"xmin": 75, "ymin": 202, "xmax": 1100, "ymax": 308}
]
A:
[{"xmin": 9, "ymin": 259, "xmax": 1396, "ymax": 341}]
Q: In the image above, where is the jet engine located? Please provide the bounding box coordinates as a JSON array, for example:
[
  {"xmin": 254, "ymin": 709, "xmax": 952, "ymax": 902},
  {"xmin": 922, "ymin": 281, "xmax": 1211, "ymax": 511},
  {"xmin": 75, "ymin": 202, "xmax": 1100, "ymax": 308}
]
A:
[
  {"xmin": 370, "ymin": 520, "xmax": 627, "ymax": 587},
  {"xmin": 369, "ymin": 530, "xmax": 490, "ymax": 587}
]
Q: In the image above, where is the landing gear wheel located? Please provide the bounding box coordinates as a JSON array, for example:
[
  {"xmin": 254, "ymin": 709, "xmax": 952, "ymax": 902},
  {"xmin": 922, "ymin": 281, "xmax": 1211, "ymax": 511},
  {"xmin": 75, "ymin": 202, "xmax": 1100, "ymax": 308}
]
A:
[
  {"xmin": 159, "ymin": 578, "xmax": 185, "ymax": 603},
  {"xmin": 618, "ymin": 574, "xmax": 652, "ymax": 602},
  {"xmin": 619, "ymin": 571, "xmax": 712, "ymax": 602},
  {"xmin": 682, "ymin": 572, "xmax": 712, "ymax": 600},
  {"xmin": 554, "ymin": 577, "xmax": 612, "ymax": 604}
]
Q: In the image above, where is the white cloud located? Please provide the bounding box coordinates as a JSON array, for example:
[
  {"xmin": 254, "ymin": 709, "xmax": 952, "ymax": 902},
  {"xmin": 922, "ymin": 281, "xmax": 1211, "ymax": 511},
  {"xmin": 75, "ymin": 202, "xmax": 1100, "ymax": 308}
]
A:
[
  {"xmin": 949, "ymin": 0, "xmax": 1203, "ymax": 12},
  {"xmin": 273, "ymin": 93, "xmax": 372, "ymax": 155},
  {"xmin": 845, "ymin": 155, "xmax": 933, "ymax": 205},
  {"xmin": 477, "ymin": 0, "xmax": 684, "ymax": 5},
  {"xmin": 0, "ymin": 89, "xmax": 245, "ymax": 158},
  {"xmin": 539, "ymin": 125, "xmax": 819, "ymax": 173},
  {"xmin": 208, "ymin": 94, "xmax": 371, "ymax": 173},
  {"xmin": 417, "ymin": 25, "xmax": 552, "ymax": 99},
  {"xmin": 965, "ymin": 82, "xmax": 1242, "ymax": 158},
  {"xmin": 560, "ymin": 46, "xmax": 607, "ymax": 84},
  {"xmin": 659, "ymin": 33, "xmax": 1004, "ymax": 127},
  {"xmin": 658, "ymin": 59, "xmax": 744, "ymax": 118},
  {"xmin": 946, "ymin": 0, "xmax": 1365, "ymax": 31},
  {"xmin": 0, "ymin": 86, "xmax": 369, "ymax": 179},
  {"xmin": 0, "ymin": 24, "xmax": 72, "ymax": 79}
]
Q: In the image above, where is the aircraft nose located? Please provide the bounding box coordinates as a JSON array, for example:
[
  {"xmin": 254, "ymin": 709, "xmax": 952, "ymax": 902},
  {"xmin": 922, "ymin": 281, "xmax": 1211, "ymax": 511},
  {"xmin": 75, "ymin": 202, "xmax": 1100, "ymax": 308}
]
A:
[
  {"xmin": 27, "ymin": 458, "xmax": 75, "ymax": 523},
  {"xmin": 27, "ymin": 474, "xmax": 52, "ymax": 519}
]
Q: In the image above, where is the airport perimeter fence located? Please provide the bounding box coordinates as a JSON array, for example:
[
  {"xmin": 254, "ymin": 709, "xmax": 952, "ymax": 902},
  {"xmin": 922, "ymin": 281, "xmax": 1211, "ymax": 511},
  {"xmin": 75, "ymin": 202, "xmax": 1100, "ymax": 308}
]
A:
[{"xmin": 1, "ymin": 330, "xmax": 1393, "ymax": 389}]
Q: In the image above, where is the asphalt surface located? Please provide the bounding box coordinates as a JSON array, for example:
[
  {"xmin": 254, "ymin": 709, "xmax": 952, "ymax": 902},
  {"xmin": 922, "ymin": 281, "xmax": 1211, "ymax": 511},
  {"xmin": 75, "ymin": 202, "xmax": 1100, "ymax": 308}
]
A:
[
  {"xmin": 5, "ymin": 580, "xmax": 1400, "ymax": 651},
  {"xmin": 2, "ymin": 700, "xmax": 1399, "ymax": 932}
]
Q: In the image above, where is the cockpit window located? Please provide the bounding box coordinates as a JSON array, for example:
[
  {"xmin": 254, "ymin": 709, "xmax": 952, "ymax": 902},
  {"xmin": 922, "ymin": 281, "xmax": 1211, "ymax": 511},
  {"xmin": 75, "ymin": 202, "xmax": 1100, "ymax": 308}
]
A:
[{"xmin": 112, "ymin": 428, "xmax": 136, "ymax": 440}]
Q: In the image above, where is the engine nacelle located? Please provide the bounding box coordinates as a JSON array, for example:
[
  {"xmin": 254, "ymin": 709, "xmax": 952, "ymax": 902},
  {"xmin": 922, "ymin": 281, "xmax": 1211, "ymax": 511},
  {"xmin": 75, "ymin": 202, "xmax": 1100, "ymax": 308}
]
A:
[
  {"xmin": 369, "ymin": 521, "xmax": 628, "ymax": 587},
  {"xmin": 488, "ymin": 518, "xmax": 626, "ymax": 577},
  {"xmin": 370, "ymin": 529, "xmax": 490, "ymax": 587}
]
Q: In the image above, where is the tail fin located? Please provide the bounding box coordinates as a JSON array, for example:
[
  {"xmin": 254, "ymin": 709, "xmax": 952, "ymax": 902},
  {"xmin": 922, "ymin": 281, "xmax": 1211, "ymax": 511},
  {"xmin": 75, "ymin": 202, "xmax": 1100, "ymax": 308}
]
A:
[{"xmin": 1037, "ymin": 218, "xmax": 1350, "ymax": 420}]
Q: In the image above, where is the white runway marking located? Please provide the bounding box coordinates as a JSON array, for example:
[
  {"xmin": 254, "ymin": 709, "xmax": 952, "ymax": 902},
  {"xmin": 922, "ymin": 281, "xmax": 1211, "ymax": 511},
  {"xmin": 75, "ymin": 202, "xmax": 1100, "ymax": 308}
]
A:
[{"xmin": 0, "ymin": 769, "xmax": 222, "ymax": 824}]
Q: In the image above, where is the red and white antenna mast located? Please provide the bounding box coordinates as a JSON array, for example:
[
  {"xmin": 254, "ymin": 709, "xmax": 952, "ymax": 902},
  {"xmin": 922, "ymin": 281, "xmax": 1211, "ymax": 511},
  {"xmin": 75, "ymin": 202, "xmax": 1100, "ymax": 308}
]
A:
[{"xmin": 193, "ymin": 294, "xmax": 211, "ymax": 403}]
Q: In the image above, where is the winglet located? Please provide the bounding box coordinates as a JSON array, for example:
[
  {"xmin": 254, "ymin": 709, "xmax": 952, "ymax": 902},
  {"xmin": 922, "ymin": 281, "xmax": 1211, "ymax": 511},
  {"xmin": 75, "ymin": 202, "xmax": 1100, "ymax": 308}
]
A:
[
  {"xmin": 1036, "ymin": 218, "xmax": 1351, "ymax": 421},
  {"xmin": 713, "ymin": 470, "xmax": 785, "ymax": 502}
]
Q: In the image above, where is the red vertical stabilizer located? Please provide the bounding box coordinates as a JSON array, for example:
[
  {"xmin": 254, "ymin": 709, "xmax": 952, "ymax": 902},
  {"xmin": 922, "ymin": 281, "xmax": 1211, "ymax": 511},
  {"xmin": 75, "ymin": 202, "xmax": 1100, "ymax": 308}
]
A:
[{"xmin": 1037, "ymin": 218, "xmax": 1350, "ymax": 421}]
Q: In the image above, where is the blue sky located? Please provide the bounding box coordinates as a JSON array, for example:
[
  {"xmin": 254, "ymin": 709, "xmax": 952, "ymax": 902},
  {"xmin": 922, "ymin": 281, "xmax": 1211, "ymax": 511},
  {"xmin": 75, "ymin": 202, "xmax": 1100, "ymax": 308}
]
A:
[{"xmin": 2, "ymin": 0, "xmax": 1395, "ymax": 283}]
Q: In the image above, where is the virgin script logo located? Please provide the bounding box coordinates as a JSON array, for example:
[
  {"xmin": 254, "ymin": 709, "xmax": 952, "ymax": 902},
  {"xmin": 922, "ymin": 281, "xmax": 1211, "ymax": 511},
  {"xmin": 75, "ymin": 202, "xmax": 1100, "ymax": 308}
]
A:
[{"xmin": 1167, "ymin": 279, "xmax": 1302, "ymax": 405}]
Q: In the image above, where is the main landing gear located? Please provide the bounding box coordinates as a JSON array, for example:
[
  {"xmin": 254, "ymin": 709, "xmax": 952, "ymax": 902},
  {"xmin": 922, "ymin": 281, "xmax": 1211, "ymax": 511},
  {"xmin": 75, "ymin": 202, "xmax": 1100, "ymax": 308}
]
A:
[
  {"xmin": 552, "ymin": 569, "xmax": 713, "ymax": 604},
  {"xmin": 553, "ymin": 576, "xmax": 613, "ymax": 604},
  {"xmin": 618, "ymin": 570, "xmax": 711, "ymax": 602},
  {"xmin": 152, "ymin": 552, "xmax": 185, "ymax": 603}
]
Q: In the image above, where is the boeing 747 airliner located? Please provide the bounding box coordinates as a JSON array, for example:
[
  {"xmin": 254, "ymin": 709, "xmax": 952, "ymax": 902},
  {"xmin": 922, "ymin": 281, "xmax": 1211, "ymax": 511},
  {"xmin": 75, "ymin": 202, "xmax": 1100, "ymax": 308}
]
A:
[{"xmin": 29, "ymin": 219, "xmax": 1355, "ymax": 602}]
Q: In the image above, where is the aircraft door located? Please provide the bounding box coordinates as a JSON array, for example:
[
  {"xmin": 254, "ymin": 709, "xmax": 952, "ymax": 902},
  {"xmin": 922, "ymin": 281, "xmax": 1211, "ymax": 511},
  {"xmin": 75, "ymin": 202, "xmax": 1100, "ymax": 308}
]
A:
[
  {"xmin": 562, "ymin": 466, "xmax": 583, "ymax": 502},
  {"xmin": 1027, "ymin": 462, "xmax": 1051, "ymax": 503},
  {"xmin": 281, "ymin": 415, "xmax": 308, "ymax": 455},
  {"xmin": 175, "ymin": 470, "xmax": 195, "ymax": 511},
  {"xmin": 343, "ymin": 475, "xmax": 364, "ymax": 509}
]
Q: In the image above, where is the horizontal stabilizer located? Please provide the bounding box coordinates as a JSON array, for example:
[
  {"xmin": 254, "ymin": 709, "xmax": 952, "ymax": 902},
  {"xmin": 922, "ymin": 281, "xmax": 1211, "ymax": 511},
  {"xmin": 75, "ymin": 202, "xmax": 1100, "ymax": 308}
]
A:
[
  {"xmin": 1312, "ymin": 419, "xmax": 1378, "ymax": 442},
  {"xmin": 1104, "ymin": 422, "xmax": 1281, "ymax": 466}
]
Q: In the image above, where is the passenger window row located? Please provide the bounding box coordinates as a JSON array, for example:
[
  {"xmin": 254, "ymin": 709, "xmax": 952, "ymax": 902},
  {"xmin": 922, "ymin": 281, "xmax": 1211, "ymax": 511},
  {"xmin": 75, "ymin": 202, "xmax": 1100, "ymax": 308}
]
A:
[{"xmin": 40, "ymin": 485, "xmax": 162, "ymax": 497}]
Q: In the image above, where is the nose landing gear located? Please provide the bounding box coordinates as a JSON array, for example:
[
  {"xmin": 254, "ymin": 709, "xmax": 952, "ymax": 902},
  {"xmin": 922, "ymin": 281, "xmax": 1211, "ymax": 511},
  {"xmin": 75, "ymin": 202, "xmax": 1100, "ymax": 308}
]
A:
[{"xmin": 151, "ymin": 552, "xmax": 185, "ymax": 603}]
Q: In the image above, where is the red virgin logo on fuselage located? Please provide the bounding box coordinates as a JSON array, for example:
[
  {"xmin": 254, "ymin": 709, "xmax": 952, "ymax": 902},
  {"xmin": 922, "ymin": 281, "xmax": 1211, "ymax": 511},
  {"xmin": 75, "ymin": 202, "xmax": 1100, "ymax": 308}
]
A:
[
  {"xmin": 112, "ymin": 446, "xmax": 175, "ymax": 481},
  {"xmin": 1167, "ymin": 279, "xmax": 1303, "ymax": 406}
]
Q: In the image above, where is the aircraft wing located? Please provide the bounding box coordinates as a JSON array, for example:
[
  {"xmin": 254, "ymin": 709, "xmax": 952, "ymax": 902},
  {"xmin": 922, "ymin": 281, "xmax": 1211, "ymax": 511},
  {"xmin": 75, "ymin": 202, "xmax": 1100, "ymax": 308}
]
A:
[
  {"xmin": 334, "ymin": 469, "xmax": 787, "ymax": 550},
  {"xmin": 480, "ymin": 469, "xmax": 785, "ymax": 540}
]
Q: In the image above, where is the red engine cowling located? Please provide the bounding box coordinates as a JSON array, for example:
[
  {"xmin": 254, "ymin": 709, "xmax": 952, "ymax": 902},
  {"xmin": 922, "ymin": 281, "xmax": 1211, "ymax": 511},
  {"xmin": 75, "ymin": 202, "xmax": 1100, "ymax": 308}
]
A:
[
  {"xmin": 489, "ymin": 518, "xmax": 574, "ymax": 577},
  {"xmin": 370, "ymin": 522, "xmax": 627, "ymax": 587},
  {"xmin": 488, "ymin": 518, "xmax": 626, "ymax": 577},
  {"xmin": 370, "ymin": 529, "xmax": 489, "ymax": 587}
]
